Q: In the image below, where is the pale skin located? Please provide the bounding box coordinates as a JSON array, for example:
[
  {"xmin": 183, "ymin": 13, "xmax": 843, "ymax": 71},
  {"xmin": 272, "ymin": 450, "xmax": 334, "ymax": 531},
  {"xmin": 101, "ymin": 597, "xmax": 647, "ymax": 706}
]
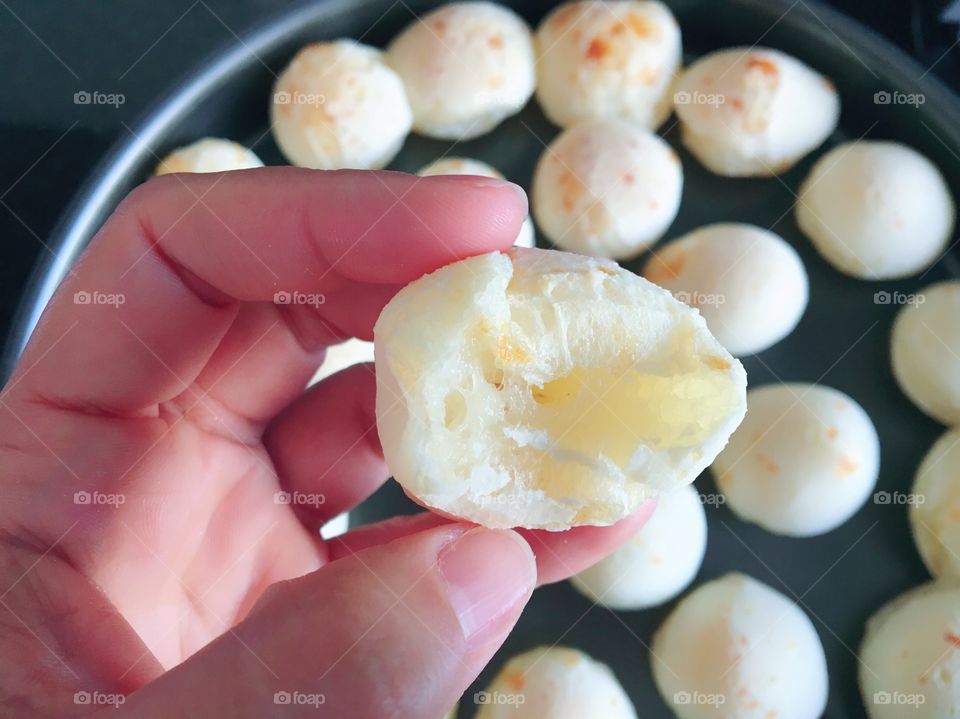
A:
[{"xmin": 0, "ymin": 168, "xmax": 652, "ymax": 718}]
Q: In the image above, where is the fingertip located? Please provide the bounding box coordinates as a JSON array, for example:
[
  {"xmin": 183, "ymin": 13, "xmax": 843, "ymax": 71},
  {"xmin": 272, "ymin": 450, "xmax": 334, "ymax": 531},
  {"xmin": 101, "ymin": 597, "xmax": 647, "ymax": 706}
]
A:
[
  {"xmin": 316, "ymin": 171, "xmax": 529, "ymax": 284},
  {"xmin": 437, "ymin": 527, "xmax": 536, "ymax": 648}
]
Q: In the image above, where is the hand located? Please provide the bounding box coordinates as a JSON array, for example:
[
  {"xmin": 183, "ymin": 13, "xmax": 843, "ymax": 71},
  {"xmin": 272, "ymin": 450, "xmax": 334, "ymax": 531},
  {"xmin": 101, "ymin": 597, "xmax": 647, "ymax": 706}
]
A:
[{"xmin": 0, "ymin": 168, "xmax": 651, "ymax": 718}]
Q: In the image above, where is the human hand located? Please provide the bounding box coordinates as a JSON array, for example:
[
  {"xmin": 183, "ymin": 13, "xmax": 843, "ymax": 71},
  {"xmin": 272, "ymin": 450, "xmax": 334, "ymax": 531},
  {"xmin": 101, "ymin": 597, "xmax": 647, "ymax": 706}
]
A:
[{"xmin": 0, "ymin": 168, "xmax": 651, "ymax": 718}]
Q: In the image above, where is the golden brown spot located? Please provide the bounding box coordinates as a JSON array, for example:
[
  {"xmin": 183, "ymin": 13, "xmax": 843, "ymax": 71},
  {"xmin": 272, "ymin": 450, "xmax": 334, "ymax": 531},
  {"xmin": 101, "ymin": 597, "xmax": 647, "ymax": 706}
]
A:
[
  {"xmin": 497, "ymin": 336, "xmax": 530, "ymax": 364},
  {"xmin": 756, "ymin": 452, "xmax": 780, "ymax": 475},
  {"xmin": 704, "ymin": 355, "xmax": 732, "ymax": 371},
  {"xmin": 731, "ymin": 97, "xmax": 744, "ymax": 110},
  {"xmin": 596, "ymin": 265, "xmax": 617, "ymax": 276},
  {"xmin": 746, "ymin": 56, "xmax": 779, "ymax": 76},
  {"xmin": 822, "ymin": 77, "xmax": 835, "ymax": 92},
  {"xmin": 503, "ymin": 670, "xmax": 525, "ymax": 691},
  {"xmin": 624, "ymin": 13, "xmax": 656, "ymax": 37},
  {"xmin": 826, "ymin": 426, "xmax": 838, "ymax": 440},
  {"xmin": 950, "ymin": 507, "xmax": 960, "ymax": 521},
  {"xmin": 561, "ymin": 650, "xmax": 581, "ymax": 667},
  {"xmin": 431, "ymin": 18, "xmax": 447, "ymax": 34},
  {"xmin": 586, "ymin": 37, "xmax": 610, "ymax": 60},
  {"xmin": 562, "ymin": 195, "xmax": 575, "ymax": 211},
  {"xmin": 551, "ymin": 4, "xmax": 579, "ymax": 28},
  {"xmin": 946, "ymin": 632, "xmax": 960, "ymax": 648},
  {"xmin": 623, "ymin": 172, "xmax": 636, "ymax": 184},
  {"xmin": 835, "ymin": 456, "xmax": 858, "ymax": 477},
  {"xmin": 488, "ymin": 34, "xmax": 503, "ymax": 49},
  {"xmin": 644, "ymin": 249, "xmax": 687, "ymax": 283}
]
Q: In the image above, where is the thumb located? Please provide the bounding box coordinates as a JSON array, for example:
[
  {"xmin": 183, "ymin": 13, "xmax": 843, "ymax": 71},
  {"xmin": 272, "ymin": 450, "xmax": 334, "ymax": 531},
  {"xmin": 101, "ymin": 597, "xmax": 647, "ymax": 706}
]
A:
[{"xmin": 116, "ymin": 525, "xmax": 536, "ymax": 718}]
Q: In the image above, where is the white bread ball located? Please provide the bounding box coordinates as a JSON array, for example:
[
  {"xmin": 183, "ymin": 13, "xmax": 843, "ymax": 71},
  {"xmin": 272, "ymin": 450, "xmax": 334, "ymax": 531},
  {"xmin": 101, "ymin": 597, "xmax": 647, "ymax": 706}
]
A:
[
  {"xmin": 417, "ymin": 157, "xmax": 535, "ymax": 248},
  {"xmin": 531, "ymin": 119, "xmax": 682, "ymax": 260},
  {"xmin": 270, "ymin": 40, "xmax": 412, "ymax": 169},
  {"xmin": 911, "ymin": 430, "xmax": 960, "ymax": 577},
  {"xmin": 643, "ymin": 223, "xmax": 808, "ymax": 356},
  {"xmin": 386, "ymin": 2, "xmax": 535, "ymax": 140},
  {"xmin": 374, "ymin": 247, "xmax": 746, "ymax": 530},
  {"xmin": 712, "ymin": 383, "xmax": 879, "ymax": 537},
  {"xmin": 155, "ymin": 138, "xmax": 263, "ymax": 175},
  {"xmin": 570, "ymin": 483, "xmax": 706, "ymax": 609},
  {"xmin": 674, "ymin": 47, "xmax": 839, "ymax": 176},
  {"xmin": 309, "ymin": 338, "xmax": 375, "ymax": 386},
  {"xmin": 891, "ymin": 281, "xmax": 960, "ymax": 425},
  {"xmin": 860, "ymin": 583, "xmax": 960, "ymax": 719},
  {"xmin": 652, "ymin": 573, "xmax": 828, "ymax": 719},
  {"xmin": 477, "ymin": 646, "xmax": 636, "ymax": 719},
  {"xmin": 534, "ymin": 0, "xmax": 681, "ymax": 129},
  {"xmin": 797, "ymin": 142, "xmax": 954, "ymax": 279}
]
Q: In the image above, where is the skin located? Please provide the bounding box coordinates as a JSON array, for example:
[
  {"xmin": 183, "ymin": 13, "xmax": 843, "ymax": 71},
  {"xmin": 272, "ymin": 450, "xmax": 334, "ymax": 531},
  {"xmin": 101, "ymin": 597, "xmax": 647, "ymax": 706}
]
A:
[{"xmin": 0, "ymin": 168, "xmax": 651, "ymax": 718}]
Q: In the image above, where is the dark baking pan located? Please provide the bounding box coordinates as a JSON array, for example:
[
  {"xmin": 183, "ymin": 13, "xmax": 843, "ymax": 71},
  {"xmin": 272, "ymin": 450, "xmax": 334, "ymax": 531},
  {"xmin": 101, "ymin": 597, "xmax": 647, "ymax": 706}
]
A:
[{"xmin": 5, "ymin": 1, "xmax": 960, "ymax": 716}]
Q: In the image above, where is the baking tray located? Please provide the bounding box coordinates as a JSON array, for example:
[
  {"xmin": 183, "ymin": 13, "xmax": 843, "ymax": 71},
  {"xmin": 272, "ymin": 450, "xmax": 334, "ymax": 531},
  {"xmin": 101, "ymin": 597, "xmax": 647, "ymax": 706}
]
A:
[{"xmin": 5, "ymin": 1, "xmax": 960, "ymax": 716}]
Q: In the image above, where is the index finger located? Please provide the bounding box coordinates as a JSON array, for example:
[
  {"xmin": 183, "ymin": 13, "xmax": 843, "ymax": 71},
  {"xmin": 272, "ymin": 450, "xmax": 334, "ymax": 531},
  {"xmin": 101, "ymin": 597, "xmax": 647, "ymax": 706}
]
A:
[{"xmin": 7, "ymin": 168, "xmax": 527, "ymax": 415}]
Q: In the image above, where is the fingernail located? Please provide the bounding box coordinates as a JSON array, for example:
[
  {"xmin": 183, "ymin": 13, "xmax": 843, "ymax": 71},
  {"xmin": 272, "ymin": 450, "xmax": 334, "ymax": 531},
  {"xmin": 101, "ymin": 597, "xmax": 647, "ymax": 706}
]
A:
[
  {"xmin": 438, "ymin": 528, "xmax": 536, "ymax": 644},
  {"xmin": 433, "ymin": 175, "xmax": 529, "ymax": 210}
]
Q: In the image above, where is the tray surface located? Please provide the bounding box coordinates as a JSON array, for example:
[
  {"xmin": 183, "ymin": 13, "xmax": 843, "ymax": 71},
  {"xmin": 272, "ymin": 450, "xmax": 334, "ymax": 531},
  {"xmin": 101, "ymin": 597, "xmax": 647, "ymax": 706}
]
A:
[{"xmin": 7, "ymin": 1, "xmax": 960, "ymax": 717}]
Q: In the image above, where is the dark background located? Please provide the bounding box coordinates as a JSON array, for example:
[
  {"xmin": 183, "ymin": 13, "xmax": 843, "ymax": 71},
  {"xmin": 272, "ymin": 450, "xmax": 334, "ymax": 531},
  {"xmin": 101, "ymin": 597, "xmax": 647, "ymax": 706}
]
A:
[
  {"xmin": 0, "ymin": 0, "xmax": 958, "ymax": 351},
  {"xmin": 0, "ymin": 1, "xmax": 959, "ymax": 716}
]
